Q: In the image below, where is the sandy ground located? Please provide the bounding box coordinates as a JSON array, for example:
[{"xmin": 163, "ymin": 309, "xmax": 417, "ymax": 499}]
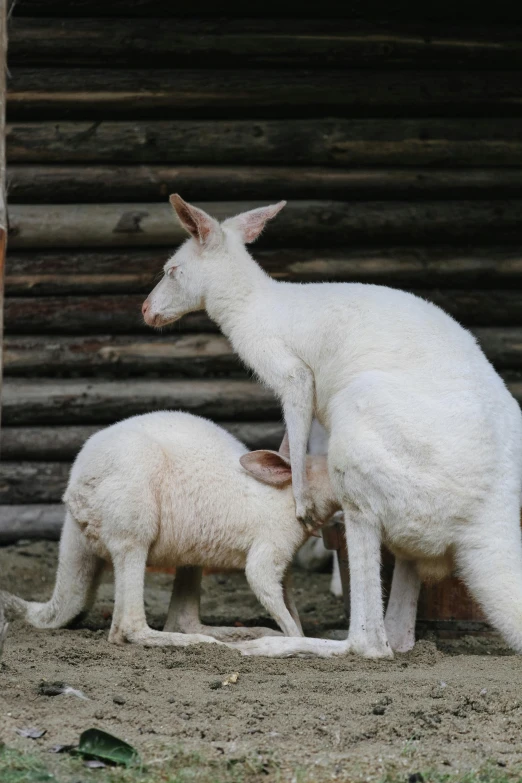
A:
[{"xmin": 1, "ymin": 540, "xmax": 522, "ymax": 781}]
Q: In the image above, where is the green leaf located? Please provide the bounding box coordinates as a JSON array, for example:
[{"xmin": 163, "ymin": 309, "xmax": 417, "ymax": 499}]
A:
[{"xmin": 74, "ymin": 729, "xmax": 138, "ymax": 767}]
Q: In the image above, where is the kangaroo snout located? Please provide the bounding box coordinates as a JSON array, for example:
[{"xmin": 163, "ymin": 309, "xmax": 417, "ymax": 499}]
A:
[{"xmin": 142, "ymin": 298, "xmax": 156, "ymax": 326}]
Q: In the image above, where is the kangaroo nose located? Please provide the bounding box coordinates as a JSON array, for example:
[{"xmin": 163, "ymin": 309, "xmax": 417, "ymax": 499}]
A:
[{"xmin": 142, "ymin": 299, "xmax": 150, "ymax": 317}]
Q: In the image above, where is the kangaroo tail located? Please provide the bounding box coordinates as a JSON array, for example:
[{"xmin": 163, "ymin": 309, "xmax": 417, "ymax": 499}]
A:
[
  {"xmin": 455, "ymin": 508, "xmax": 522, "ymax": 653},
  {"xmin": 1, "ymin": 511, "xmax": 104, "ymax": 629}
]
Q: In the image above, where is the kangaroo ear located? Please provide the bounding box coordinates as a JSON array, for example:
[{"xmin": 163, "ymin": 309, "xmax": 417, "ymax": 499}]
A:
[
  {"xmin": 240, "ymin": 450, "xmax": 292, "ymax": 486},
  {"xmin": 223, "ymin": 201, "xmax": 286, "ymax": 244},
  {"xmin": 169, "ymin": 194, "xmax": 219, "ymax": 244}
]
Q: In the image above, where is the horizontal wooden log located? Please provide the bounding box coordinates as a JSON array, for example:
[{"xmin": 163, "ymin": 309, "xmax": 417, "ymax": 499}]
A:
[
  {"xmin": 0, "ymin": 504, "xmax": 63, "ymax": 542},
  {"xmin": 3, "ymin": 361, "xmax": 522, "ymax": 501},
  {"xmin": 8, "ymin": 201, "xmax": 522, "ymax": 249},
  {"xmin": 7, "ymin": 288, "xmax": 522, "ymax": 335},
  {"xmin": 7, "ymin": 247, "xmax": 522, "ymax": 296},
  {"xmin": 2, "ymin": 334, "xmax": 241, "ymax": 376},
  {"xmin": 9, "ymin": 119, "xmax": 522, "ymax": 166},
  {"xmin": 3, "ymin": 296, "xmax": 214, "ymax": 334},
  {"xmin": 1, "ymin": 379, "xmax": 280, "ymax": 425},
  {"xmin": 9, "ymin": 165, "xmax": 522, "ymax": 204},
  {"xmin": 431, "ymin": 291, "xmax": 522, "ymax": 327},
  {"xmin": 5, "ymin": 375, "xmax": 522, "ymax": 503},
  {"xmin": 9, "ymin": 19, "xmax": 522, "ymax": 69},
  {"xmin": 1, "ymin": 422, "xmax": 286, "ymax": 460},
  {"xmin": 473, "ymin": 329, "xmax": 522, "ymax": 369},
  {"xmin": 1, "ymin": 426, "xmax": 100, "ymax": 460},
  {"xmin": 0, "ymin": 464, "xmax": 68, "ymax": 504},
  {"xmin": 5, "ymin": 328, "xmax": 522, "ymax": 377},
  {"xmin": 7, "ymin": 69, "xmax": 522, "ymax": 121},
  {"xmin": 9, "ymin": 0, "xmax": 522, "ymax": 22},
  {"xmin": 5, "ymin": 249, "xmax": 165, "ymax": 295}
]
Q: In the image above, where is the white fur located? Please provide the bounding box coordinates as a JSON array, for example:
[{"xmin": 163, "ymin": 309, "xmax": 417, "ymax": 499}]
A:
[
  {"xmin": 142, "ymin": 197, "xmax": 522, "ymax": 658},
  {"xmin": 1, "ymin": 412, "xmax": 339, "ymax": 647},
  {"xmin": 296, "ymin": 420, "xmax": 343, "ymax": 598}
]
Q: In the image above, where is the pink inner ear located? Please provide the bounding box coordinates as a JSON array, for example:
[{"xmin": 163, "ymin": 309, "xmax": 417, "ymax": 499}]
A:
[
  {"xmin": 178, "ymin": 204, "xmax": 199, "ymax": 236},
  {"xmin": 242, "ymin": 206, "xmax": 282, "ymax": 243},
  {"xmin": 170, "ymin": 195, "xmax": 197, "ymax": 236},
  {"xmin": 240, "ymin": 450, "xmax": 292, "ymax": 486},
  {"xmin": 229, "ymin": 201, "xmax": 286, "ymax": 245},
  {"xmin": 170, "ymin": 194, "xmax": 215, "ymax": 244},
  {"xmin": 196, "ymin": 215, "xmax": 215, "ymax": 243},
  {"xmin": 243, "ymin": 212, "xmax": 270, "ymax": 243}
]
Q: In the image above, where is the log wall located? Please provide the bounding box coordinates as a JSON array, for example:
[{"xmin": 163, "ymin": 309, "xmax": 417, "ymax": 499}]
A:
[{"xmin": 3, "ymin": 2, "xmax": 522, "ymax": 514}]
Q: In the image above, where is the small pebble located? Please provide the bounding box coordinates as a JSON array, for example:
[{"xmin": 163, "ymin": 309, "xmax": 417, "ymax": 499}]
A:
[{"xmin": 113, "ymin": 696, "xmax": 126, "ymax": 705}]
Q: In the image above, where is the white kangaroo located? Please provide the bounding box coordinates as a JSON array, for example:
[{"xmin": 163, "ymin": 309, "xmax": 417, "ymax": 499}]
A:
[
  {"xmin": 142, "ymin": 195, "xmax": 522, "ymax": 659},
  {"xmin": 1, "ymin": 412, "xmax": 339, "ymax": 646}
]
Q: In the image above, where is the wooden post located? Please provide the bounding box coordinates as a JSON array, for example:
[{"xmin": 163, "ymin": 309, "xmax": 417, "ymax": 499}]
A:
[
  {"xmin": 0, "ymin": 0, "xmax": 8, "ymax": 657},
  {"xmin": 323, "ymin": 520, "xmax": 490, "ymax": 636},
  {"xmin": 0, "ymin": 0, "xmax": 7, "ymax": 445}
]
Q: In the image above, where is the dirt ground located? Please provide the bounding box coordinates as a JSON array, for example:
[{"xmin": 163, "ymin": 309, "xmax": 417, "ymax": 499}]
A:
[{"xmin": 1, "ymin": 540, "xmax": 522, "ymax": 782}]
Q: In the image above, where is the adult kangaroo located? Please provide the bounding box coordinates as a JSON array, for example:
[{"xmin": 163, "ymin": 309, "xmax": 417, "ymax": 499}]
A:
[{"xmin": 142, "ymin": 196, "xmax": 522, "ymax": 658}]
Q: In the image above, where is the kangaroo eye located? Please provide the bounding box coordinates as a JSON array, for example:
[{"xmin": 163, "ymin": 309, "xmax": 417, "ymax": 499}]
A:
[{"xmin": 166, "ymin": 266, "xmax": 178, "ymax": 278}]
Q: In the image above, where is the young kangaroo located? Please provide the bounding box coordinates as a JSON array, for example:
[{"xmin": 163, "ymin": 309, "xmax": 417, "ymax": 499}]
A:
[
  {"xmin": 142, "ymin": 195, "xmax": 522, "ymax": 658},
  {"xmin": 1, "ymin": 412, "xmax": 339, "ymax": 647}
]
